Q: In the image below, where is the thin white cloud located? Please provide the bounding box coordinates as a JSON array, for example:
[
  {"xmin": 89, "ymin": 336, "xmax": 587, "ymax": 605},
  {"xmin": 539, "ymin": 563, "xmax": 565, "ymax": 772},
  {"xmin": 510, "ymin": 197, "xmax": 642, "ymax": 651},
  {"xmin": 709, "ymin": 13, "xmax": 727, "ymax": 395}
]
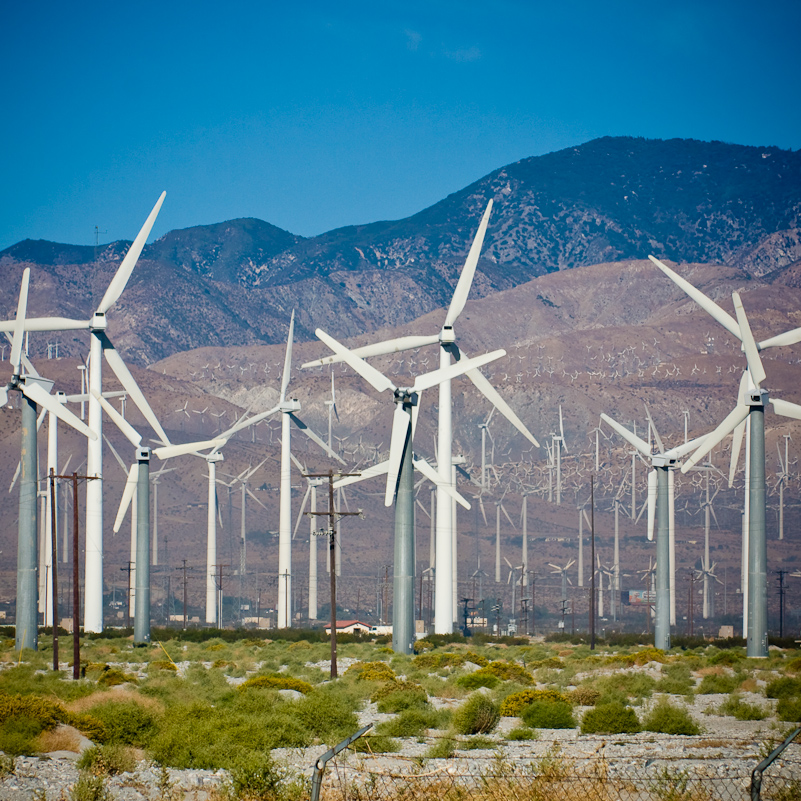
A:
[
  {"xmin": 404, "ymin": 29, "xmax": 422, "ymax": 50},
  {"xmin": 444, "ymin": 46, "xmax": 481, "ymax": 63}
]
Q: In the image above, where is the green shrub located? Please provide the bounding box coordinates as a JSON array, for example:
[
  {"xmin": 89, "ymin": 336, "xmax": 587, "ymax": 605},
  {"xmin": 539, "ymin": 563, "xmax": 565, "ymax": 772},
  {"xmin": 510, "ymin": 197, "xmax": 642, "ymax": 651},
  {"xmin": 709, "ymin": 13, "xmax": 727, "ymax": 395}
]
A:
[
  {"xmin": 521, "ymin": 700, "xmax": 575, "ymax": 729},
  {"xmin": 69, "ymin": 773, "xmax": 111, "ymax": 801},
  {"xmin": 784, "ymin": 657, "xmax": 801, "ymax": 674},
  {"xmin": 345, "ymin": 661, "xmax": 396, "ymax": 682},
  {"xmin": 0, "ymin": 715, "xmax": 45, "ymax": 756},
  {"xmin": 413, "ymin": 652, "xmax": 466, "ymax": 669},
  {"xmin": 581, "ymin": 702, "xmax": 641, "ymax": 734},
  {"xmin": 474, "ymin": 661, "xmax": 533, "ymax": 685},
  {"xmin": 77, "ymin": 744, "xmax": 136, "ymax": 776},
  {"xmin": 507, "ymin": 726, "xmax": 538, "ymax": 741},
  {"xmin": 452, "ymin": 695, "xmax": 500, "ymax": 735},
  {"xmin": 500, "ymin": 688, "xmax": 568, "ymax": 717},
  {"xmin": 567, "ymin": 686, "xmax": 601, "ymax": 706},
  {"xmin": 776, "ymin": 697, "xmax": 801, "ymax": 722},
  {"xmin": 227, "ymin": 752, "xmax": 303, "ymax": 800},
  {"xmin": 462, "ymin": 735, "xmax": 496, "ymax": 750},
  {"xmin": 654, "ymin": 663, "xmax": 694, "ymax": 695},
  {"xmin": 707, "ymin": 650, "xmax": 745, "ymax": 667},
  {"xmin": 351, "ymin": 734, "xmax": 398, "ymax": 753},
  {"xmin": 766, "ymin": 677, "xmax": 801, "ymax": 699},
  {"xmin": 371, "ymin": 681, "xmax": 429, "ymax": 713},
  {"xmin": 455, "ymin": 673, "xmax": 499, "ymax": 691},
  {"xmin": 294, "ymin": 690, "xmax": 359, "ymax": 744},
  {"xmin": 85, "ymin": 701, "xmax": 157, "ymax": 747},
  {"xmin": 376, "ymin": 708, "xmax": 440, "ymax": 738},
  {"xmin": 238, "ymin": 676, "xmax": 313, "ymax": 694},
  {"xmin": 0, "ymin": 691, "xmax": 64, "ymax": 729},
  {"xmin": 696, "ymin": 673, "xmax": 738, "ymax": 694},
  {"xmin": 718, "ymin": 694, "xmax": 767, "ymax": 721},
  {"xmin": 425, "ymin": 737, "xmax": 456, "ymax": 759},
  {"xmin": 593, "ymin": 672, "xmax": 655, "ymax": 702},
  {"xmin": 642, "ymin": 700, "xmax": 700, "ymax": 735}
]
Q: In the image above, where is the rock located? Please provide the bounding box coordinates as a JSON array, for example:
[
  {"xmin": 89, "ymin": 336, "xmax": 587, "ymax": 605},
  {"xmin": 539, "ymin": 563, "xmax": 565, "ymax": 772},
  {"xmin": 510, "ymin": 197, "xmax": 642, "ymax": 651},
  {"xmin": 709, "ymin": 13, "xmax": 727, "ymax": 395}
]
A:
[{"xmin": 279, "ymin": 689, "xmax": 303, "ymax": 700}]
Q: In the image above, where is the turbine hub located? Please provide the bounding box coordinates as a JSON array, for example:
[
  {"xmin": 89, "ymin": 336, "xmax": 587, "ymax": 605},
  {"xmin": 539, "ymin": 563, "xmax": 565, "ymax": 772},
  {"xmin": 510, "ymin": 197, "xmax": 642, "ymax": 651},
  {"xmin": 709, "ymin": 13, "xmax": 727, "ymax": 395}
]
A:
[
  {"xmin": 439, "ymin": 325, "xmax": 455, "ymax": 344},
  {"xmin": 393, "ymin": 388, "xmax": 418, "ymax": 406},
  {"xmin": 90, "ymin": 312, "xmax": 107, "ymax": 330}
]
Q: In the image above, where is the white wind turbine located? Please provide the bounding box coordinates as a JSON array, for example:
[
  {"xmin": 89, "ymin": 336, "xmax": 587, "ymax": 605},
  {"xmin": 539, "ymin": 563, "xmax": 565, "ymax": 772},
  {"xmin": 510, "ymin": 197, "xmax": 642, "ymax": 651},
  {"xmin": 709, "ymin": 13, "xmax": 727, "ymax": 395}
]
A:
[
  {"xmin": 548, "ymin": 558, "xmax": 575, "ymax": 607},
  {"xmin": 650, "ymin": 255, "xmax": 801, "ymax": 656},
  {"xmin": 494, "ymin": 490, "xmax": 516, "ymax": 583},
  {"xmin": 0, "ymin": 194, "xmax": 169, "ymax": 632},
  {"xmin": 551, "ymin": 406, "xmax": 568, "ymax": 504},
  {"xmin": 314, "ymin": 327, "xmax": 504, "ymax": 653},
  {"xmin": 303, "ymin": 200, "xmax": 540, "ymax": 634},
  {"xmin": 478, "ymin": 407, "xmax": 496, "ymax": 488},
  {"xmin": 1, "ymin": 270, "xmax": 97, "ymax": 650},
  {"xmin": 156, "ymin": 313, "xmax": 341, "ymax": 628},
  {"xmin": 600, "ymin": 411, "xmax": 705, "ymax": 650}
]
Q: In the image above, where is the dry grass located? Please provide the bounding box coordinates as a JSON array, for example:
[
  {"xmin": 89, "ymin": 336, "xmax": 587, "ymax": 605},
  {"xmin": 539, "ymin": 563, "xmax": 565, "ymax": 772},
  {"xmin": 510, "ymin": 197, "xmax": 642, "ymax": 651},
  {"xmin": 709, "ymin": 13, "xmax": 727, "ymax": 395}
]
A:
[
  {"xmin": 738, "ymin": 677, "xmax": 758, "ymax": 692},
  {"xmin": 695, "ymin": 666, "xmax": 729, "ymax": 677},
  {"xmin": 65, "ymin": 688, "xmax": 165, "ymax": 716},
  {"xmin": 34, "ymin": 724, "xmax": 83, "ymax": 753}
]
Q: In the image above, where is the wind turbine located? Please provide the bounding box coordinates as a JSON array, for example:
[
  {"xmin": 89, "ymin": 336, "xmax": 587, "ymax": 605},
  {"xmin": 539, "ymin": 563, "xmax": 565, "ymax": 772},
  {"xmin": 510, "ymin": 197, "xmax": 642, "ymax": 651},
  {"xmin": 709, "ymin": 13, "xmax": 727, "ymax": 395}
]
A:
[
  {"xmin": 494, "ymin": 490, "xmax": 516, "ymax": 583},
  {"xmin": 600, "ymin": 411, "xmax": 704, "ymax": 650},
  {"xmin": 650, "ymin": 255, "xmax": 801, "ymax": 656},
  {"xmin": 303, "ymin": 200, "xmax": 540, "ymax": 635},
  {"xmin": 0, "ymin": 194, "xmax": 168, "ymax": 633},
  {"xmin": 478, "ymin": 407, "xmax": 496, "ymax": 488},
  {"xmin": 314, "ymin": 327, "xmax": 504, "ymax": 653},
  {"xmin": 776, "ymin": 435, "xmax": 791, "ymax": 541},
  {"xmin": 551, "ymin": 406, "xmax": 568, "ymax": 504},
  {"xmin": 548, "ymin": 559, "xmax": 575, "ymax": 607},
  {"xmin": 1, "ymin": 270, "xmax": 96, "ymax": 651}
]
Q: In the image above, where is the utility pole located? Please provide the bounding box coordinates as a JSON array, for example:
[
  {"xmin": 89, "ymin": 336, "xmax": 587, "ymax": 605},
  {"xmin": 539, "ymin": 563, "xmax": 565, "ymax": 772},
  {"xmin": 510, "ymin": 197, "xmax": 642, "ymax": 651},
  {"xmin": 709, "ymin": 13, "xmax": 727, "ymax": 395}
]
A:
[
  {"xmin": 305, "ymin": 469, "xmax": 360, "ymax": 679},
  {"xmin": 120, "ymin": 562, "xmax": 133, "ymax": 629},
  {"xmin": 182, "ymin": 560, "xmax": 188, "ymax": 629},
  {"xmin": 590, "ymin": 476, "xmax": 596, "ymax": 650},
  {"xmin": 688, "ymin": 570, "xmax": 697, "ymax": 637},
  {"xmin": 54, "ymin": 472, "xmax": 99, "ymax": 680}
]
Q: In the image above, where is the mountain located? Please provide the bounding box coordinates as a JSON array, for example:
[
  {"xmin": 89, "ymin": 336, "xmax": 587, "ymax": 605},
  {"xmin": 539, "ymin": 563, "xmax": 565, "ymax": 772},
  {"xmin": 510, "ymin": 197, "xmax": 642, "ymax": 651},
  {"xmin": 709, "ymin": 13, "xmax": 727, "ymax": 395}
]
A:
[{"xmin": 2, "ymin": 136, "xmax": 800, "ymax": 365}]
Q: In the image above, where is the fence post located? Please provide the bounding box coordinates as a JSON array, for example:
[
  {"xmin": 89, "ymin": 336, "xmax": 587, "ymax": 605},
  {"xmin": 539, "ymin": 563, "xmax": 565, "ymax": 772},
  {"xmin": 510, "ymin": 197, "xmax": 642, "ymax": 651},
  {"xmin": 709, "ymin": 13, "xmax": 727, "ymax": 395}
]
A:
[
  {"xmin": 310, "ymin": 723, "xmax": 373, "ymax": 801},
  {"xmin": 750, "ymin": 726, "xmax": 800, "ymax": 801}
]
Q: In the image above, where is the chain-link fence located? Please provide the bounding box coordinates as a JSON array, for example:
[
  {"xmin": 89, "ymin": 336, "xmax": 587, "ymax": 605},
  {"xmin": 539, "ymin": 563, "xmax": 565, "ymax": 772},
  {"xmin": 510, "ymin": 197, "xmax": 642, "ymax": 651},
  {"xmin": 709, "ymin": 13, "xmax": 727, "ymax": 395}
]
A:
[{"xmin": 315, "ymin": 737, "xmax": 801, "ymax": 801}]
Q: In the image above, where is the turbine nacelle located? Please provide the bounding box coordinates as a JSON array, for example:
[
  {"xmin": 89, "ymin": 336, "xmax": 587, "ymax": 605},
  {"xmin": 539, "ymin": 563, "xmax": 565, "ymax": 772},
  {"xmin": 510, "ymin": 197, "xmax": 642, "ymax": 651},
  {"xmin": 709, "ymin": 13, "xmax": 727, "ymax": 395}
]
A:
[
  {"xmin": 439, "ymin": 325, "xmax": 456, "ymax": 344},
  {"xmin": 90, "ymin": 312, "xmax": 108, "ymax": 331},
  {"xmin": 279, "ymin": 399, "xmax": 301, "ymax": 413},
  {"xmin": 393, "ymin": 388, "xmax": 419, "ymax": 406}
]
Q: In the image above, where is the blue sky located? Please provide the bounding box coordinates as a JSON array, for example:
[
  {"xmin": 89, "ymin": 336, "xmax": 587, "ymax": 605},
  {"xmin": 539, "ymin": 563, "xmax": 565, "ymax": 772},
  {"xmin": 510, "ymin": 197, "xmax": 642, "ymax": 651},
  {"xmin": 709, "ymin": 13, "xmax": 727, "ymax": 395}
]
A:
[{"xmin": 1, "ymin": 1, "xmax": 799, "ymax": 250}]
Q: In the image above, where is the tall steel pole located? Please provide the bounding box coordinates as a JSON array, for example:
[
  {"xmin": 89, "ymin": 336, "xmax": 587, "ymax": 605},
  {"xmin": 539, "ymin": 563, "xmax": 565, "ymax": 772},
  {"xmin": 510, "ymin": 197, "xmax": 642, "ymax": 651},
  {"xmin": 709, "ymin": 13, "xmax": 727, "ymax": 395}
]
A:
[
  {"xmin": 85, "ymin": 332, "xmax": 103, "ymax": 632},
  {"xmin": 435, "ymin": 348, "xmax": 453, "ymax": 633},
  {"xmin": 748, "ymin": 403, "xmax": 768, "ymax": 657},
  {"xmin": 16, "ymin": 394, "xmax": 38, "ymax": 652},
  {"xmin": 134, "ymin": 448, "xmax": 150, "ymax": 644},
  {"xmin": 394, "ymin": 402, "xmax": 415, "ymax": 654},
  {"xmin": 655, "ymin": 464, "xmax": 671, "ymax": 650}
]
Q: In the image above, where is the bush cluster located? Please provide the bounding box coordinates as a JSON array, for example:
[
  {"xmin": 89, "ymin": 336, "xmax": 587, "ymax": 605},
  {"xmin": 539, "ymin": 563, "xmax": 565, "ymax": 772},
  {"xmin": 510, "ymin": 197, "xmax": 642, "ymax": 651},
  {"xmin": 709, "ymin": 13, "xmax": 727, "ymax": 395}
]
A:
[
  {"xmin": 499, "ymin": 688, "xmax": 569, "ymax": 717},
  {"xmin": 696, "ymin": 673, "xmax": 739, "ymax": 695},
  {"xmin": 474, "ymin": 661, "xmax": 533, "ymax": 685},
  {"xmin": 642, "ymin": 700, "xmax": 700, "ymax": 735},
  {"xmin": 718, "ymin": 694, "xmax": 767, "ymax": 721},
  {"xmin": 580, "ymin": 702, "xmax": 641, "ymax": 734},
  {"xmin": 455, "ymin": 673, "xmax": 499, "ymax": 691},
  {"xmin": 567, "ymin": 686, "xmax": 601, "ymax": 706},
  {"xmin": 238, "ymin": 676, "xmax": 313, "ymax": 694},
  {"xmin": 521, "ymin": 700, "xmax": 575, "ymax": 730},
  {"xmin": 345, "ymin": 661, "xmax": 396, "ymax": 682},
  {"xmin": 452, "ymin": 695, "xmax": 500, "ymax": 735},
  {"xmin": 370, "ymin": 681, "xmax": 429, "ymax": 713}
]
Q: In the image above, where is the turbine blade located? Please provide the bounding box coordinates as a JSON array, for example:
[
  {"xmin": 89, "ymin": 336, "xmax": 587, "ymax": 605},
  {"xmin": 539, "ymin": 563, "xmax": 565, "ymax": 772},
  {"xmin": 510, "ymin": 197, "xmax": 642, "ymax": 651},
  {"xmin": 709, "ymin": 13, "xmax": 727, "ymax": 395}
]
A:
[
  {"xmin": 479, "ymin": 496, "xmax": 488, "ymax": 526},
  {"xmin": 302, "ymin": 334, "xmax": 440, "ymax": 368},
  {"xmin": 21, "ymin": 381, "xmax": 97, "ymax": 441},
  {"xmin": 289, "ymin": 413, "xmax": 345, "ymax": 464},
  {"xmin": 223, "ymin": 405, "xmax": 281, "ymax": 438},
  {"xmin": 154, "ymin": 439, "xmax": 226, "ymax": 460},
  {"xmin": 732, "ymin": 292, "xmax": 766, "ymax": 386},
  {"xmin": 334, "ymin": 460, "xmax": 390, "ymax": 489},
  {"xmin": 113, "ymin": 464, "xmax": 139, "ymax": 533},
  {"xmin": 101, "ymin": 336, "xmax": 170, "ymax": 445},
  {"xmin": 644, "ymin": 405, "xmax": 664, "ymax": 454},
  {"xmin": 682, "ymin": 404, "xmax": 751, "ymax": 473},
  {"xmin": 647, "ymin": 469, "xmax": 657, "ymax": 541},
  {"xmin": 413, "ymin": 457, "xmax": 470, "ymax": 509},
  {"xmin": 92, "ymin": 389, "xmax": 141, "ymax": 447},
  {"xmin": 649, "ymin": 255, "xmax": 741, "ymax": 339},
  {"xmin": 246, "ymin": 487, "xmax": 267, "ymax": 510},
  {"xmin": 729, "ymin": 418, "xmax": 747, "ymax": 487},
  {"xmin": 103, "ymin": 433, "xmax": 129, "ymax": 473},
  {"xmin": 280, "ymin": 310, "xmax": 295, "ymax": 403},
  {"xmin": 501, "ymin": 503, "xmax": 516, "ymax": 529},
  {"xmin": 444, "ymin": 199, "xmax": 492, "ymax": 327},
  {"xmin": 600, "ymin": 413, "xmax": 650, "ymax": 457},
  {"xmin": 293, "ymin": 485, "xmax": 311, "ymax": 540},
  {"xmin": 97, "ymin": 192, "xmax": 166, "ymax": 314},
  {"xmin": 411, "ymin": 390, "xmax": 422, "ymax": 438},
  {"xmin": 759, "ymin": 326, "xmax": 801, "ymax": 350},
  {"xmin": 771, "ymin": 397, "xmax": 801, "ymax": 421},
  {"xmin": 10, "ymin": 268, "xmax": 30, "ymax": 373},
  {"xmin": 385, "ymin": 405, "xmax": 411, "ymax": 506},
  {"xmin": 412, "ymin": 349, "xmax": 505, "ymax": 393},
  {"xmin": 315, "ymin": 329, "xmax": 395, "ymax": 393}
]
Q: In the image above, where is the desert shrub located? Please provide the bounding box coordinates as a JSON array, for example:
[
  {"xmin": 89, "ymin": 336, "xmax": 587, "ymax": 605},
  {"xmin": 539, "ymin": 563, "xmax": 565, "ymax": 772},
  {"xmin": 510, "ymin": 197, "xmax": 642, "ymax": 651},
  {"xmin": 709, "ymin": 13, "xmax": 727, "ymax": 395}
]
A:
[
  {"xmin": 85, "ymin": 701, "xmax": 157, "ymax": 747},
  {"xmin": 371, "ymin": 681, "xmax": 429, "ymax": 713},
  {"xmin": 376, "ymin": 708, "xmax": 443, "ymax": 738},
  {"xmin": 776, "ymin": 697, "xmax": 801, "ymax": 722},
  {"xmin": 77, "ymin": 744, "xmax": 136, "ymax": 776},
  {"xmin": 148, "ymin": 661, "xmax": 177, "ymax": 673},
  {"xmin": 413, "ymin": 652, "xmax": 465, "ymax": 669},
  {"xmin": 294, "ymin": 690, "xmax": 359, "ymax": 744},
  {"xmin": 717, "ymin": 694, "xmax": 767, "ymax": 721},
  {"xmin": 767, "ymin": 779, "xmax": 801, "ymax": 801},
  {"xmin": 425, "ymin": 736, "xmax": 456, "ymax": 759},
  {"xmin": 351, "ymin": 734, "xmax": 398, "ymax": 753},
  {"xmin": 452, "ymin": 694, "xmax": 500, "ymax": 735},
  {"xmin": 227, "ymin": 752, "xmax": 306, "ymax": 800},
  {"xmin": 462, "ymin": 735, "xmax": 496, "ymax": 750},
  {"xmin": 696, "ymin": 673, "xmax": 738, "ymax": 694},
  {"xmin": 655, "ymin": 663, "xmax": 694, "ymax": 695},
  {"xmin": 93, "ymin": 666, "xmax": 135, "ymax": 687},
  {"xmin": 0, "ymin": 755, "xmax": 13, "ymax": 777},
  {"xmin": 643, "ymin": 700, "xmax": 700, "ymax": 735},
  {"xmin": 581, "ymin": 702, "xmax": 641, "ymax": 734},
  {"xmin": 69, "ymin": 773, "xmax": 111, "ymax": 801},
  {"xmin": 238, "ymin": 676, "xmax": 313, "ymax": 694},
  {"xmin": 521, "ymin": 700, "xmax": 575, "ymax": 729},
  {"xmin": 594, "ymin": 672, "xmax": 656, "ymax": 703},
  {"xmin": 507, "ymin": 726, "xmax": 538, "ymax": 741},
  {"xmin": 500, "ymin": 688, "xmax": 569, "ymax": 717},
  {"xmin": 345, "ymin": 661, "xmax": 396, "ymax": 682},
  {"xmin": 766, "ymin": 677, "xmax": 801, "ymax": 699},
  {"xmin": 0, "ymin": 715, "xmax": 45, "ymax": 756},
  {"xmin": 784, "ymin": 657, "xmax": 801, "ymax": 674},
  {"xmin": 530, "ymin": 657, "xmax": 563, "ymax": 669},
  {"xmin": 0, "ymin": 692, "xmax": 68, "ymax": 755},
  {"xmin": 567, "ymin": 686, "xmax": 601, "ymax": 706},
  {"xmin": 707, "ymin": 650, "xmax": 745, "ymax": 667},
  {"xmin": 455, "ymin": 673, "xmax": 499, "ymax": 691},
  {"xmin": 474, "ymin": 661, "xmax": 533, "ymax": 685}
]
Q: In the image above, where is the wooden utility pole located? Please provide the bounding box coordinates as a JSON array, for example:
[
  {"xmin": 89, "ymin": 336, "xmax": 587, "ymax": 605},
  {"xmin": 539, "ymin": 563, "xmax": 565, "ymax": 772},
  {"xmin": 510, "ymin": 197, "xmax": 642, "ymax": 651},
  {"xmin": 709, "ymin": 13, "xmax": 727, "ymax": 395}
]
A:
[
  {"xmin": 52, "ymin": 472, "xmax": 98, "ymax": 680},
  {"xmin": 304, "ymin": 469, "xmax": 360, "ymax": 679}
]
